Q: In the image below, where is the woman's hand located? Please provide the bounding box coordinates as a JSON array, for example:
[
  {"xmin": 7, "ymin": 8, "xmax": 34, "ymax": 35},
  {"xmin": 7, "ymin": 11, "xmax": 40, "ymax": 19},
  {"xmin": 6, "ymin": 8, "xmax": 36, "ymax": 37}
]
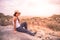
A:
[
  {"xmin": 13, "ymin": 17, "xmax": 17, "ymax": 34},
  {"xmin": 13, "ymin": 30, "xmax": 17, "ymax": 34}
]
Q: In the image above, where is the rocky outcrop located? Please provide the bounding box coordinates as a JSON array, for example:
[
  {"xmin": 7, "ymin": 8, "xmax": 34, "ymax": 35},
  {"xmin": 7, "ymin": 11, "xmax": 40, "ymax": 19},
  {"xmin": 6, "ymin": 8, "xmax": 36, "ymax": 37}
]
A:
[
  {"xmin": 0, "ymin": 25, "xmax": 60, "ymax": 40},
  {"xmin": 35, "ymin": 30, "xmax": 60, "ymax": 40},
  {"xmin": 0, "ymin": 31, "xmax": 41, "ymax": 40},
  {"xmin": 0, "ymin": 25, "xmax": 40, "ymax": 40}
]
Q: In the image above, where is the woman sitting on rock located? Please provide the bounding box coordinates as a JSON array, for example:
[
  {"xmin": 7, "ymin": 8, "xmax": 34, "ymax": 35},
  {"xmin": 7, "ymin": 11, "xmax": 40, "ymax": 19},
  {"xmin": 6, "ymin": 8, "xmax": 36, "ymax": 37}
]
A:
[{"xmin": 13, "ymin": 11, "xmax": 36, "ymax": 36}]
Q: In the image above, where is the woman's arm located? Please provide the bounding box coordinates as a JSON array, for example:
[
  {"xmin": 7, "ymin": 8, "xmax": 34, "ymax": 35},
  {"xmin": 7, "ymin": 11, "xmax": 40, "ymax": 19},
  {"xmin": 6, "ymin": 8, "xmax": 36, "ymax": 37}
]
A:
[{"xmin": 14, "ymin": 17, "xmax": 17, "ymax": 31}]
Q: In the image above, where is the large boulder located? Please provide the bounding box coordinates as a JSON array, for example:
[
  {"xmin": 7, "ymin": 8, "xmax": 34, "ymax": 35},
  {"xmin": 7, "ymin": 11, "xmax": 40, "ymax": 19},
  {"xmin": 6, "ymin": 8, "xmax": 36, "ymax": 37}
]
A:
[
  {"xmin": 0, "ymin": 31, "xmax": 41, "ymax": 40},
  {"xmin": 0, "ymin": 25, "xmax": 60, "ymax": 40},
  {"xmin": 0, "ymin": 26, "xmax": 40, "ymax": 40}
]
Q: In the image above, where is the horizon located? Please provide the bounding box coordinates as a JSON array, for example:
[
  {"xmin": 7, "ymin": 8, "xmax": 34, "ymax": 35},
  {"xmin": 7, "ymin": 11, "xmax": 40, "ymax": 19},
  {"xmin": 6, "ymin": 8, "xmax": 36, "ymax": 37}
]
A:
[{"xmin": 0, "ymin": 0, "xmax": 60, "ymax": 17}]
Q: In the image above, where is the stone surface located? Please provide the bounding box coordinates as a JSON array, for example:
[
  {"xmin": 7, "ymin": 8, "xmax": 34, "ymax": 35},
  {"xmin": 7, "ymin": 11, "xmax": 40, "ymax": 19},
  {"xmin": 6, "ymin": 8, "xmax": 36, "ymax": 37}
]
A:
[
  {"xmin": 0, "ymin": 31, "xmax": 41, "ymax": 40},
  {"xmin": 0, "ymin": 25, "xmax": 41, "ymax": 40},
  {"xmin": 0, "ymin": 25, "xmax": 60, "ymax": 40}
]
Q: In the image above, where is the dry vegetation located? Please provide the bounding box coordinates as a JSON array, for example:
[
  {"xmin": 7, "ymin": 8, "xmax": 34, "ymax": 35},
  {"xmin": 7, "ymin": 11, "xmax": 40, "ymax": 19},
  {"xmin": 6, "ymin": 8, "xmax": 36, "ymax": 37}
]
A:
[
  {"xmin": 0, "ymin": 13, "xmax": 60, "ymax": 31},
  {"xmin": 0, "ymin": 13, "xmax": 60, "ymax": 40},
  {"xmin": 0, "ymin": 13, "xmax": 13, "ymax": 26},
  {"xmin": 20, "ymin": 15, "xmax": 60, "ymax": 32}
]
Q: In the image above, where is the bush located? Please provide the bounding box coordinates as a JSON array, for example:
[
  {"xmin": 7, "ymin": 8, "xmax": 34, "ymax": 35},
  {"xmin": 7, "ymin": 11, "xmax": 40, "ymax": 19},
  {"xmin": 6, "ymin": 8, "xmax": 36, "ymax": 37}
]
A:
[
  {"xmin": 51, "ymin": 15, "xmax": 60, "ymax": 23},
  {"xmin": 0, "ymin": 13, "xmax": 13, "ymax": 26},
  {"xmin": 47, "ymin": 23, "xmax": 60, "ymax": 31}
]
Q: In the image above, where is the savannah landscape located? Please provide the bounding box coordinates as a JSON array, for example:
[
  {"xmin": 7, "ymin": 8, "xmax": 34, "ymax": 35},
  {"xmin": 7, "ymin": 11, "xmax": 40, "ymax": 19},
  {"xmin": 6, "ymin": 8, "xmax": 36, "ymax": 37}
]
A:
[
  {"xmin": 0, "ymin": 0, "xmax": 60, "ymax": 40},
  {"xmin": 0, "ymin": 13, "xmax": 60, "ymax": 40}
]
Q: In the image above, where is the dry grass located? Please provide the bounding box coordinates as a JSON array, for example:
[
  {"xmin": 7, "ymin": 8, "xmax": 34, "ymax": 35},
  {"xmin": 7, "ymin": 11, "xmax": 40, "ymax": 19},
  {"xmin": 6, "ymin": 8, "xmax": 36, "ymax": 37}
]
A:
[{"xmin": 20, "ymin": 15, "xmax": 60, "ymax": 32}]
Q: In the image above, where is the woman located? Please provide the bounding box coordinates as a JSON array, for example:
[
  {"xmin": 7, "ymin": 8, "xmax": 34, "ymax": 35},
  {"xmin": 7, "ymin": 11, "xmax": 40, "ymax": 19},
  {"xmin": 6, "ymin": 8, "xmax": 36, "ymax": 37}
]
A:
[{"xmin": 13, "ymin": 11, "xmax": 36, "ymax": 36}]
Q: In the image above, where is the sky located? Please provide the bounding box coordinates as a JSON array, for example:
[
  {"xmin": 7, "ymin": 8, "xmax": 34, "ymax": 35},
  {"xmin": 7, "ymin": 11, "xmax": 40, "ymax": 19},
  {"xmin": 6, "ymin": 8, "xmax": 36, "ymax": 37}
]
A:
[{"xmin": 0, "ymin": 0, "xmax": 60, "ymax": 17}]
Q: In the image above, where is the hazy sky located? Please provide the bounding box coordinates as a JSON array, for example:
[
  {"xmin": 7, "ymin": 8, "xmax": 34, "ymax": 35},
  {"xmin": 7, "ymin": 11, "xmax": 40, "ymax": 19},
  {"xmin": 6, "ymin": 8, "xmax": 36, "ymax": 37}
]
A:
[{"xmin": 0, "ymin": 0, "xmax": 60, "ymax": 17}]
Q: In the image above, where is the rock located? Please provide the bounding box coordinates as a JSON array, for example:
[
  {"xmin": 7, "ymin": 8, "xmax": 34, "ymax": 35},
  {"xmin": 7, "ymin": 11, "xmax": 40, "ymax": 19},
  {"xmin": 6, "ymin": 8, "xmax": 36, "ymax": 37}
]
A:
[
  {"xmin": 0, "ymin": 30, "xmax": 41, "ymax": 40},
  {"xmin": 35, "ymin": 30, "xmax": 60, "ymax": 40},
  {"xmin": 0, "ymin": 25, "xmax": 60, "ymax": 40}
]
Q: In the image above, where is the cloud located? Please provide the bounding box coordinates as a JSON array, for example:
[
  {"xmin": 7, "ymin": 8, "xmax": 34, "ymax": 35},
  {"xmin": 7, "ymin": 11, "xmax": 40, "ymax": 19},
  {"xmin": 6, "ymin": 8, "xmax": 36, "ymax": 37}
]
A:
[
  {"xmin": 49, "ymin": 0, "xmax": 60, "ymax": 5},
  {"xmin": 0, "ymin": 0, "xmax": 60, "ymax": 17}
]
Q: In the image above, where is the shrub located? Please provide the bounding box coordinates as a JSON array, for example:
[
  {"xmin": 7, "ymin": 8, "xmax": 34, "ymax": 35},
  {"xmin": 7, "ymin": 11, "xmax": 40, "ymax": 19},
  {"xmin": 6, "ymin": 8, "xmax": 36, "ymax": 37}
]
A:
[
  {"xmin": 51, "ymin": 15, "xmax": 60, "ymax": 23},
  {"xmin": 47, "ymin": 23, "xmax": 60, "ymax": 31},
  {"xmin": 0, "ymin": 13, "xmax": 12, "ymax": 26}
]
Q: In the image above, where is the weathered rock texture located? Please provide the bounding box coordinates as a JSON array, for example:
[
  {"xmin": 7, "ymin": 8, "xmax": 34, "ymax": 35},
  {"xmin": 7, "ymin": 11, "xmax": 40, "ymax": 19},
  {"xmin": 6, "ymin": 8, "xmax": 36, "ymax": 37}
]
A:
[{"xmin": 0, "ymin": 25, "xmax": 60, "ymax": 40}]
